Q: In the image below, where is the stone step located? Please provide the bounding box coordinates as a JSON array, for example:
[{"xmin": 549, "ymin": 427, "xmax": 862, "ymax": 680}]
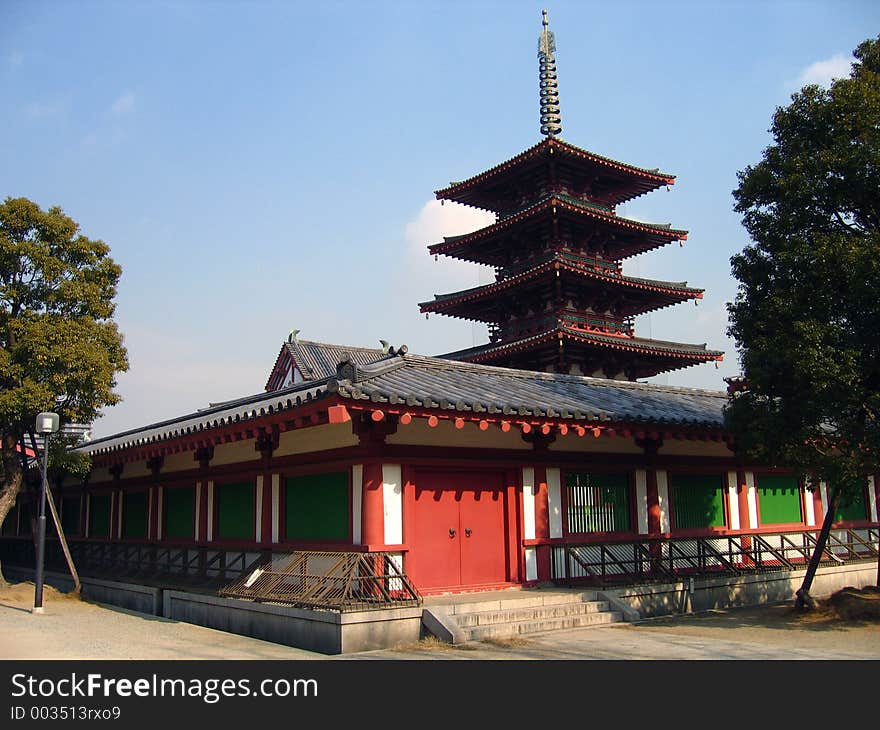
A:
[
  {"xmin": 455, "ymin": 600, "xmax": 612, "ymax": 627},
  {"xmin": 461, "ymin": 610, "xmax": 623, "ymax": 642},
  {"xmin": 436, "ymin": 590, "xmax": 600, "ymax": 616}
]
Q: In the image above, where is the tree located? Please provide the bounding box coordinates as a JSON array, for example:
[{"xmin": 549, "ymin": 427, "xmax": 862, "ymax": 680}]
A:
[
  {"xmin": 726, "ymin": 36, "xmax": 880, "ymax": 607},
  {"xmin": 0, "ymin": 197, "xmax": 128, "ymax": 584}
]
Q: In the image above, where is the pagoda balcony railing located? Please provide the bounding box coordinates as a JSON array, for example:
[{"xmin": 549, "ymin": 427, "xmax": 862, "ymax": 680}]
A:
[
  {"xmin": 551, "ymin": 526, "xmax": 880, "ymax": 587},
  {"xmin": 498, "ymin": 251, "xmax": 621, "ymax": 281},
  {"xmin": 504, "ymin": 312, "xmax": 633, "ymax": 340}
]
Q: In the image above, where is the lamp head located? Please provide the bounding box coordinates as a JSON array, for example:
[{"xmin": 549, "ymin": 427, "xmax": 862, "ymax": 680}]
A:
[{"xmin": 36, "ymin": 412, "xmax": 60, "ymax": 435}]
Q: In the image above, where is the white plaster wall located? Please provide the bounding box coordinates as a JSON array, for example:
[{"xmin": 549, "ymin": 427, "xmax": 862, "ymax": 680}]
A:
[
  {"xmin": 147, "ymin": 487, "xmax": 154, "ymax": 539},
  {"xmin": 746, "ymin": 472, "xmax": 758, "ymax": 528},
  {"xmin": 635, "ymin": 469, "xmax": 648, "ymax": 534},
  {"xmin": 351, "ymin": 465, "xmax": 363, "ymax": 545},
  {"xmin": 161, "ymin": 451, "xmax": 197, "ymax": 474},
  {"xmin": 206, "ymin": 481, "xmax": 214, "ymax": 542},
  {"xmin": 255, "ymin": 475, "xmax": 263, "ymax": 543},
  {"xmin": 726, "ymin": 471, "xmax": 740, "ymax": 530},
  {"xmin": 656, "ymin": 470, "xmax": 670, "ymax": 533},
  {"xmin": 157, "ymin": 487, "xmax": 164, "ymax": 540},
  {"xmin": 387, "ymin": 552, "xmax": 404, "ymax": 592},
  {"xmin": 549, "ymin": 435, "xmax": 643, "ymax": 454},
  {"xmin": 547, "ymin": 467, "xmax": 563, "ymax": 539},
  {"xmin": 382, "ymin": 464, "xmax": 403, "ymax": 546},
  {"xmin": 87, "ymin": 467, "xmax": 113, "ymax": 487},
  {"xmin": 387, "ymin": 418, "xmax": 531, "ymax": 450},
  {"xmin": 275, "ymin": 423, "xmax": 359, "ymax": 457},
  {"xmin": 271, "ymin": 474, "xmax": 280, "ymax": 543},
  {"xmin": 820, "ymin": 481, "xmax": 829, "ymax": 516},
  {"xmin": 524, "ymin": 547, "xmax": 538, "ymax": 581},
  {"xmin": 804, "ymin": 478, "xmax": 816, "ymax": 526},
  {"xmin": 522, "ymin": 467, "xmax": 536, "ymax": 540},
  {"xmin": 195, "ymin": 482, "xmax": 201, "ymax": 541},
  {"xmin": 211, "ymin": 440, "xmax": 259, "ymax": 467},
  {"xmin": 658, "ymin": 440, "xmax": 735, "ymax": 457},
  {"xmin": 870, "ymin": 476, "xmax": 878, "ymax": 522}
]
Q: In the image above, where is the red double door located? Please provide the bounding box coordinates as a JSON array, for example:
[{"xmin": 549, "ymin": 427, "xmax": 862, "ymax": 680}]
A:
[{"xmin": 407, "ymin": 470, "xmax": 509, "ymax": 592}]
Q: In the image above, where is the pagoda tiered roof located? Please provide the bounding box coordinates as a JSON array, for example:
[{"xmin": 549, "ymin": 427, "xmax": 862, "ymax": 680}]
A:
[
  {"xmin": 428, "ymin": 193, "xmax": 687, "ymax": 265},
  {"xmin": 441, "ymin": 326, "xmax": 723, "ymax": 379},
  {"xmin": 435, "ymin": 137, "xmax": 676, "ymax": 211},
  {"xmin": 419, "ymin": 254, "xmax": 703, "ymax": 321}
]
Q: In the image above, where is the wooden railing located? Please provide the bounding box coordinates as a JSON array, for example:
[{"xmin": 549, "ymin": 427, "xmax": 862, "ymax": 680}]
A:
[
  {"xmin": 219, "ymin": 551, "xmax": 421, "ymax": 611},
  {"xmin": 552, "ymin": 527, "xmax": 880, "ymax": 586},
  {"xmin": 0, "ymin": 538, "xmax": 270, "ymax": 589}
]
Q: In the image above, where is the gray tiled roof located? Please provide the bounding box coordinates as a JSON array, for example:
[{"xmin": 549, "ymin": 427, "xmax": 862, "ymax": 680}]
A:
[
  {"xmin": 78, "ymin": 347, "xmax": 727, "ymax": 456},
  {"xmin": 440, "ymin": 328, "xmax": 724, "ymax": 361},
  {"xmin": 286, "ymin": 339, "xmax": 387, "ymax": 381},
  {"xmin": 75, "ymin": 378, "xmax": 335, "ymax": 456},
  {"xmin": 420, "ymin": 255, "xmax": 701, "ymax": 309},
  {"xmin": 328, "ymin": 353, "xmax": 726, "ymax": 427}
]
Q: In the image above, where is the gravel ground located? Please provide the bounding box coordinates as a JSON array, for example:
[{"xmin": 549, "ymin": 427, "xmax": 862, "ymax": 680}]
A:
[{"xmin": 1, "ymin": 581, "xmax": 878, "ymax": 660}]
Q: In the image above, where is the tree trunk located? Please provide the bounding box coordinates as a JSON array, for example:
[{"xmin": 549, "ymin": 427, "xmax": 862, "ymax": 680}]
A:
[
  {"xmin": 795, "ymin": 484, "xmax": 841, "ymax": 609},
  {"xmin": 0, "ymin": 444, "xmax": 24, "ymax": 587}
]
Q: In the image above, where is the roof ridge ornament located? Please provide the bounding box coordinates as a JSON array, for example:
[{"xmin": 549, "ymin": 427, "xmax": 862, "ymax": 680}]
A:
[{"xmin": 538, "ymin": 9, "xmax": 561, "ymax": 137}]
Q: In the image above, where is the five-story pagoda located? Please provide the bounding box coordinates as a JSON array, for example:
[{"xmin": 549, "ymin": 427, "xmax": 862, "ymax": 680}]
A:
[{"xmin": 420, "ymin": 11, "xmax": 723, "ymax": 381}]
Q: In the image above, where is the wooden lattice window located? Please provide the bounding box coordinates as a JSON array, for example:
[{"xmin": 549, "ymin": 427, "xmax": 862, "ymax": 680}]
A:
[
  {"xmin": 565, "ymin": 472, "xmax": 631, "ymax": 534},
  {"xmin": 670, "ymin": 473, "xmax": 726, "ymax": 529},
  {"xmin": 61, "ymin": 496, "xmax": 81, "ymax": 537},
  {"xmin": 833, "ymin": 482, "xmax": 869, "ymax": 522},
  {"xmin": 123, "ymin": 491, "xmax": 148, "ymax": 539},
  {"xmin": 89, "ymin": 494, "xmax": 111, "ymax": 537},
  {"xmin": 285, "ymin": 472, "xmax": 349, "ymax": 541},
  {"xmin": 216, "ymin": 481, "xmax": 254, "ymax": 540},
  {"xmin": 164, "ymin": 486, "xmax": 195, "ymax": 539},
  {"xmin": 757, "ymin": 475, "xmax": 802, "ymax": 525}
]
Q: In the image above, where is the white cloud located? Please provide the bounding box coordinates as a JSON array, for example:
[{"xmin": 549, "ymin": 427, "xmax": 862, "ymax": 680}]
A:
[
  {"xmin": 110, "ymin": 91, "xmax": 135, "ymax": 115},
  {"xmin": 9, "ymin": 50, "xmax": 23, "ymax": 67},
  {"xmin": 796, "ymin": 54, "xmax": 853, "ymax": 88},
  {"xmin": 404, "ymin": 199, "xmax": 495, "ymax": 253},
  {"xmin": 384, "ymin": 199, "xmax": 497, "ymax": 356},
  {"xmin": 403, "ymin": 199, "xmax": 495, "ymax": 287}
]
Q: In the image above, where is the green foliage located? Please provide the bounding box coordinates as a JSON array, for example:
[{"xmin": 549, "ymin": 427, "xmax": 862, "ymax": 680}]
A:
[
  {"xmin": 0, "ymin": 197, "xmax": 128, "ymax": 523},
  {"xmin": 726, "ymin": 37, "xmax": 880, "ymax": 493}
]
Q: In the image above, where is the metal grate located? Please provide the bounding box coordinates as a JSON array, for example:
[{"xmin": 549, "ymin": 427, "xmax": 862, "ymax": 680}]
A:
[{"xmin": 219, "ymin": 551, "xmax": 422, "ymax": 612}]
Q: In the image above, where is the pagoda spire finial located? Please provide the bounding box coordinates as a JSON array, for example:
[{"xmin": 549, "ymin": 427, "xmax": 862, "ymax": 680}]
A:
[{"xmin": 538, "ymin": 9, "xmax": 561, "ymax": 137}]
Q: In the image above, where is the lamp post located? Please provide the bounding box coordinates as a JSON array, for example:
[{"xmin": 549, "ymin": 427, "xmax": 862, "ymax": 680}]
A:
[{"xmin": 33, "ymin": 411, "xmax": 60, "ymax": 614}]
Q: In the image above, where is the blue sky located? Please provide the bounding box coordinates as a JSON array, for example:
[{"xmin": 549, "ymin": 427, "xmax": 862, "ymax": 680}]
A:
[{"xmin": 2, "ymin": 0, "xmax": 877, "ymax": 438}]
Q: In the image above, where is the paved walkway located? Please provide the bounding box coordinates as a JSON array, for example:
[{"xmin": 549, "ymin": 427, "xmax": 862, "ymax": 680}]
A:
[{"xmin": 1, "ymin": 582, "xmax": 878, "ymax": 660}]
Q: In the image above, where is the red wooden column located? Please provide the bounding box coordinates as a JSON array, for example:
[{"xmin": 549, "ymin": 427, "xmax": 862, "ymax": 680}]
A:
[
  {"xmin": 737, "ymin": 469, "xmax": 751, "ymax": 530},
  {"xmin": 109, "ymin": 464, "xmax": 123, "ymax": 541},
  {"xmin": 148, "ymin": 487, "xmax": 160, "ymax": 541},
  {"xmin": 146, "ymin": 457, "xmax": 162, "ymax": 541},
  {"xmin": 361, "ymin": 462, "xmax": 385, "ymax": 549},
  {"xmin": 534, "ymin": 466, "xmax": 551, "ymax": 581},
  {"xmin": 196, "ymin": 482, "xmax": 209, "ymax": 545},
  {"xmin": 79, "ymin": 490, "xmax": 87, "ymax": 538},
  {"xmin": 261, "ymin": 476, "xmax": 273, "ymax": 547},
  {"xmin": 195, "ymin": 447, "xmax": 213, "ymax": 545}
]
